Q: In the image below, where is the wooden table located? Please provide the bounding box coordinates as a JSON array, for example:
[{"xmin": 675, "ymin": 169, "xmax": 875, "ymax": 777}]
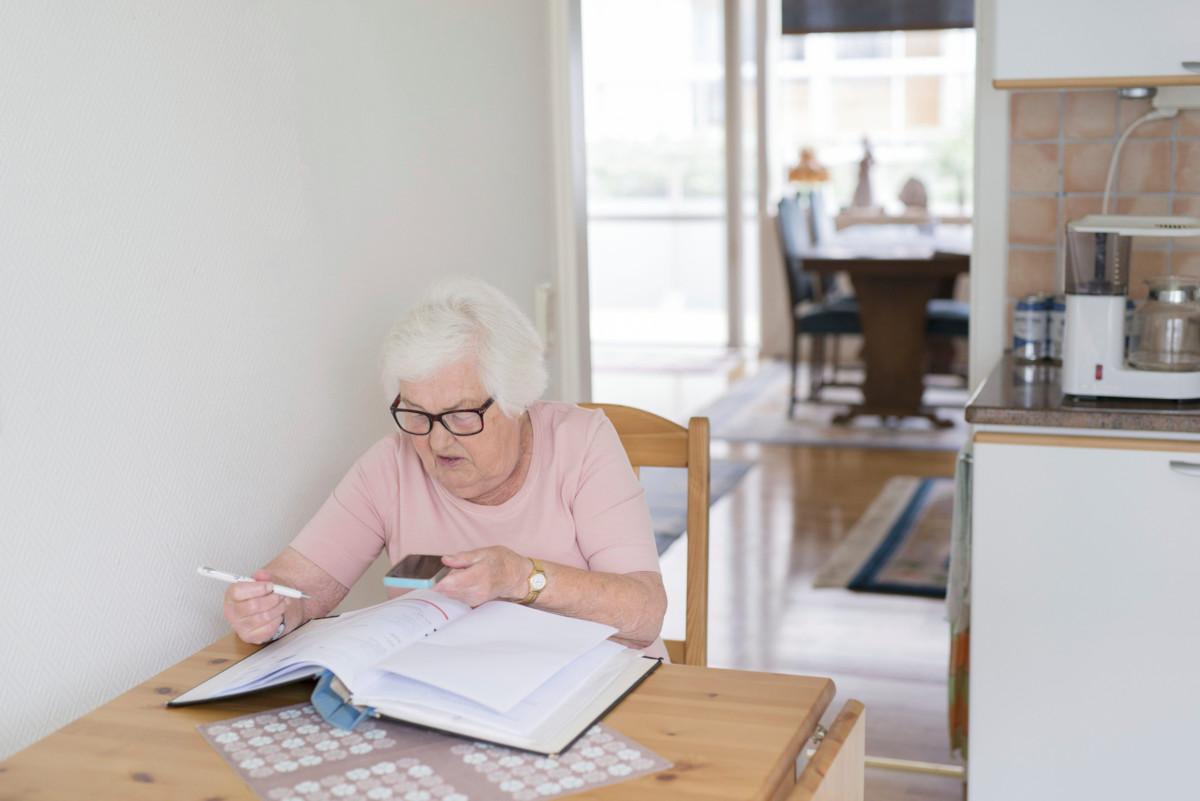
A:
[
  {"xmin": 834, "ymin": 210, "xmax": 972, "ymax": 231},
  {"xmin": 801, "ymin": 234, "xmax": 970, "ymax": 427},
  {"xmin": 0, "ymin": 634, "xmax": 836, "ymax": 801}
]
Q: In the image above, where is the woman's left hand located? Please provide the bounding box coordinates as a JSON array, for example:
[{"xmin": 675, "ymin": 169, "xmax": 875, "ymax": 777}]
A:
[{"xmin": 436, "ymin": 546, "xmax": 531, "ymax": 607}]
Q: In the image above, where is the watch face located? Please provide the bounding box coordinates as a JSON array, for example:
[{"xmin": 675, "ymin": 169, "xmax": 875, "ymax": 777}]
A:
[{"xmin": 530, "ymin": 573, "xmax": 547, "ymax": 591}]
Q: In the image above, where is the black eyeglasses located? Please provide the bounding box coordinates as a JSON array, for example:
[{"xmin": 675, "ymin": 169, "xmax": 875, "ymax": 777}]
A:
[{"xmin": 390, "ymin": 396, "xmax": 495, "ymax": 437}]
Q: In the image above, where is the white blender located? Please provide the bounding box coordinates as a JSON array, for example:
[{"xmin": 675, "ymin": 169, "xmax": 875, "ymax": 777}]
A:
[{"xmin": 1061, "ymin": 215, "xmax": 1200, "ymax": 400}]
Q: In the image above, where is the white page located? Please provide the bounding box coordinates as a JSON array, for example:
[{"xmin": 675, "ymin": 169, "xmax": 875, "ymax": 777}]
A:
[
  {"xmin": 353, "ymin": 640, "xmax": 629, "ymax": 736},
  {"xmin": 173, "ymin": 591, "xmax": 468, "ymax": 703},
  {"xmin": 293, "ymin": 591, "xmax": 469, "ymax": 690},
  {"xmin": 372, "ymin": 601, "xmax": 617, "ymax": 712},
  {"xmin": 364, "ymin": 650, "xmax": 655, "ymax": 754}
]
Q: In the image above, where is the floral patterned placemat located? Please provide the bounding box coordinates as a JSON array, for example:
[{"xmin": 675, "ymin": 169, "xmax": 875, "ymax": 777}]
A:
[{"xmin": 199, "ymin": 702, "xmax": 670, "ymax": 801}]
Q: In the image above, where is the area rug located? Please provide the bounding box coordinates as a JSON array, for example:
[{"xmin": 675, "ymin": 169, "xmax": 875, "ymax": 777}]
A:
[
  {"xmin": 813, "ymin": 476, "xmax": 955, "ymax": 598},
  {"xmin": 698, "ymin": 361, "xmax": 968, "ymax": 452},
  {"xmin": 642, "ymin": 460, "xmax": 754, "ymax": 555}
]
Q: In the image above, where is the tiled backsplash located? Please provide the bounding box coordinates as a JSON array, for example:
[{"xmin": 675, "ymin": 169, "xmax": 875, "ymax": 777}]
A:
[{"xmin": 1008, "ymin": 90, "xmax": 1200, "ymax": 303}]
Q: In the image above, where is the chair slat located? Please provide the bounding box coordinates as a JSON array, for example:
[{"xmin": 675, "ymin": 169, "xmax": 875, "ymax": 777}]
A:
[
  {"xmin": 614, "ymin": 433, "xmax": 690, "ymax": 468},
  {"xmin": 586, "ymin": 403, "xmax": 685, "ymax": 435},
  {"xmin": 580, "ymin": 403, "xmax": 710, "ymax": 667},
  {"xmin": 684, "ymin": 416, "xmax": 709, "ymax": 668}
]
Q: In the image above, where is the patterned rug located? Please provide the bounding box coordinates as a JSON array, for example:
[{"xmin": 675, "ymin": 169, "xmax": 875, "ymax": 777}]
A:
[
  {"xmin": 641, "ymin": 460, "xmax": 754, "ymax": 555},
  {"xmin": 813, "ymin": 476, "xmax": 955, "ymax": 598},
  {"xmin": 699, "ymin": 361, "xmax": 969, "ymax": 452}
]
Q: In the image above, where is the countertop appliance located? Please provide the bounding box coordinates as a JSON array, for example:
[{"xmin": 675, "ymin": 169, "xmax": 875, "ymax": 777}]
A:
[
  {"xmin": 1128, "ymin": 276, "xmax": 1200, "ymax": 371},
  {"xmin": 1061, "ymin": 214, "xmax": 1200, "ymax": 400}
]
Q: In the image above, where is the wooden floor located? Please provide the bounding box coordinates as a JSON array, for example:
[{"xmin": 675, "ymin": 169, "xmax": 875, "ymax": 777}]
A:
[{"xmin": 597, "ymin": 349, "xmax": 966, "ymax": 801}]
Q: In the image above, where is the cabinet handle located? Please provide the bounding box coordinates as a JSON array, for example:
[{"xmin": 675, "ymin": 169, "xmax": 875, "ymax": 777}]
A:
[
  {"xmin": 1169, "ymin": 460, "xmax": 1200, "ymax": 476},
  {"xmin": 1184, "ymin": 61, "xmax": 1200, "ymax": 74}
]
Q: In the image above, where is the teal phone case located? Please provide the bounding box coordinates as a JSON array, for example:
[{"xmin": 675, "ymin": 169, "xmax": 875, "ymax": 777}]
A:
[
  {"xmin": 382, "ymin": 574, "xmax": 440, "ymax": 589},
  {"xmin": 382, "ymin": 558, "xmax": 448, "ymax": 589}
]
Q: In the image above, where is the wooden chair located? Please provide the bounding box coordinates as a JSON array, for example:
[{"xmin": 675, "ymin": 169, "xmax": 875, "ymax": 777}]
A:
[
  {"xmin": 580, "ymin": 403, "xmax": 709, "ymax": 667},
  {"xmin": 789, "ymin": 700, "xmax": 866, "ymax": 801}
]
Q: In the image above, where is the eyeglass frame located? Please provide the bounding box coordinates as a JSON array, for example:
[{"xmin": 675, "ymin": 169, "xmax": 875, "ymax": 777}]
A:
[{"xmin": 389, "ymin": 395, "xmax": 496, "ymax": 437}]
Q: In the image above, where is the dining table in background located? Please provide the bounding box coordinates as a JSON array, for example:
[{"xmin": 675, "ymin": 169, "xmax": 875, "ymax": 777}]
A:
[{"xmin": 801, "ymin": 225, "xmax": 971, "ymax": 427}]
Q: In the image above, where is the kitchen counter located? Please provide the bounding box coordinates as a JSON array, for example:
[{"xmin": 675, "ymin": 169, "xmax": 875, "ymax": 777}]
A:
[{"xmin": 965, "ymin": 354, "xmax": 1200, "ymax": 433}]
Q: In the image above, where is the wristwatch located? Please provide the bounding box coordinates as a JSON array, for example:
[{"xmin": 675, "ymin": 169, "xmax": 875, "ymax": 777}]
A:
[{"xmin": 518, "ymin": 558, "xmax": 547, "ymax": 605}]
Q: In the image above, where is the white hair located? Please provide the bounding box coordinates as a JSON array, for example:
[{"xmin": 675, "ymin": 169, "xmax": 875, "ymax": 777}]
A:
[{"xmin": 380, "ymin": 279, "xmax": 548, "ymax": 416}]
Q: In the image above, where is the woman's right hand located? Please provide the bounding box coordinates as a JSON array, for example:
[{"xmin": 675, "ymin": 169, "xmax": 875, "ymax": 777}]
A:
[{"xmin": 223, "ymin": 569, "xmax": 287, "ymax": 644}]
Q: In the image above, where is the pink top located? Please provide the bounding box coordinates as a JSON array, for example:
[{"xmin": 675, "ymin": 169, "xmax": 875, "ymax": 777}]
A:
[{"xmin": 289, "ymin": 401, "xmax": 666, "ymax": 657}]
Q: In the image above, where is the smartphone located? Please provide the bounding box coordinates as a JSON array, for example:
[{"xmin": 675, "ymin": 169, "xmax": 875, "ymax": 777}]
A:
[{"xmin": 383, "ymin": 554, "xmax": 450, "ymax": 589}]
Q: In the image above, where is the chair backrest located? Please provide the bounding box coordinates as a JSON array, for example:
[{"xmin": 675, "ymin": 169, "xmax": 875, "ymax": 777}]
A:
[
  {"xmin": 808, "ymin": 187, "xmax": 835, "ymax": 246},
  {"xmin": 789, "ymin": 700, "xmax": 866, "ymax": 801},
  {"xmin": 776, "ymin": 195, "xmax": 818, "ymax": 304},
  {"xmin": 580, "ymin": 403, "xmax": 709, "ymax": 667}
]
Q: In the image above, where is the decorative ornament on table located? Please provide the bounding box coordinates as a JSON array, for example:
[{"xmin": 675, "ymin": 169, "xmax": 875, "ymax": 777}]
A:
[
  {"xmin": 898, "ymin": 177, "xmax": 928, "ymax": 211},
  {"xmin": 850, "ymin": 137, "xmax": 876, "ymax": 211},
  {"xmin": 787, "ymin": 146, "xmax": 829, "ymax": 186}
]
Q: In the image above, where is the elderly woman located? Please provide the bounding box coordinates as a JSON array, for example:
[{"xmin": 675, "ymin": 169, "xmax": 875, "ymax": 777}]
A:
[{"xmin": 223, "ymin": 279, "xmax": 668, "ymax": 657}]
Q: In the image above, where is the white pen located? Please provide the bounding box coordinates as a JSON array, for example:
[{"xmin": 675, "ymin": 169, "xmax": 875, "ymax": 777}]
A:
[{"xmin": 196, "ymin": 566, "xmax": 312, "ymax": 600}]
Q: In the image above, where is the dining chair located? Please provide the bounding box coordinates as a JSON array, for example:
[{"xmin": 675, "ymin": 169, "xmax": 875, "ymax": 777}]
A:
[
  {"xmin": 789, "ymin": 700, "xmax": 866, "ymax": 801},
  {"xmin": 777, "ymin": 195, "xmax": 862, "ymax": 414},
  {"xmin": 807, "ymin": 186, "xmax": 836, "ymax": 246},
  {"xmin": 925, "ymin": 251, "xmax": 971, "ymax": 379},
  {"xmin": 579, "ymin": 403, "xmax": 709, "ymax": 667},
  {"xmin": 778, "ymin": 200, "xmax": 973, "ymax": 410}
]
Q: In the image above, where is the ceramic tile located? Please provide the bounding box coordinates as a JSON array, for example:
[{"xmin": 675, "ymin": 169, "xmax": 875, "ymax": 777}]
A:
[
  {"xmin": 1172, "ymin": 196, "xmax": 1200, "ymax": 249},
  {"xmin": 1007, "ymin": 249, "xmax": 1058, "ymax": 298},
  {"xmin": 1063, "ymin": 194, "xmax": 1102, "ymax": 222},
  {"xmin": 1008, "ymin": 196, "xmax": 1058, "ymax": 246},
  {"xmin": 1063, "ymin": 141, "xmax": 1114, "ymax": 192},
  {"xmin": 1180, "ymin": 110, "xmax": 1200, "ymax": 138},
  {"xmin": 1114, "ymin": 139, "xmax": 1172, "ymax": 193},
  {"xmin": 1118, "ymin": 98, "xmax": 1175, "ymax": 138},
  {"xmin": 1174, "ymin": 251, "xmax": 1200, "ymax": 276},
  {"xmin": 1128, "ymin": 250, "xmax": 1169, "ymax": 300},
  {"xmin": 1118, "ymin": 194, "xmax": 1172, "ymax": 216},
  {"xmin": 1010, "ymin": 92, "xmax": 1060, "ymax": 141},
  {"xmin": 1060, "ymin": 193, "xmax": 1169, "ymax": 220},
  {"xmin": 1177, "ymin": 140, "xmax": 1200, "ymax": 192},
  {"xmin": 1009, "ymin": 142, "xmax": 1060, "ymax": 192},
  {"xmin": 1063, "ymin": 91, "xmax": 1117, "ymax": 139},
  {"xmin": 1173, "ymin": 195, "xmax": 1200, "ymax": 216}
]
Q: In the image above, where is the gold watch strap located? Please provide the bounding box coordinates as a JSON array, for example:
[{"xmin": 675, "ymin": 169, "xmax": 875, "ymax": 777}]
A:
[{"xmin": 518, "ymin": 558, "xmax": 546, "ymax": 605}]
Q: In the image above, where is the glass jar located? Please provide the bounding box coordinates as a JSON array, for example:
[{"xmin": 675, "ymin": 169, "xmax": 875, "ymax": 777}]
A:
[{"xmin": 1128, "ymin": 277, "xmax": 1200, "ymax": 371}]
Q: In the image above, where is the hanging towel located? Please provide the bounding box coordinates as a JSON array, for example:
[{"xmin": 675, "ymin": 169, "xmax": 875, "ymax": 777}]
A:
[{"xmin": 946, "ymin": 445, "xmax": 972, "ymax": 762}]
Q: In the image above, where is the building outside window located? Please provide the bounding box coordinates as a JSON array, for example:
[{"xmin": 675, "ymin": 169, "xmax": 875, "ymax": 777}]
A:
[
  {"xmin": 780, "ymin": 30, "xmax": 975, "ymax": 218},
  {"xmin": 584, "ymin": 12, "xmax": 974, "ymax": 350}
]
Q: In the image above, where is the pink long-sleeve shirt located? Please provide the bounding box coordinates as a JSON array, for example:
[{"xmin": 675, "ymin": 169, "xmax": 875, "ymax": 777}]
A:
[{"xmin": 289, "ymin": 401, "xmax": 666, "ymax": 655}]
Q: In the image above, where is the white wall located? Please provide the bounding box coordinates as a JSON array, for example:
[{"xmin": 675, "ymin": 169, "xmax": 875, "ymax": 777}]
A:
[{"xmin": 0, "ymin": 1, "xmax": 573, "ymax": 758}]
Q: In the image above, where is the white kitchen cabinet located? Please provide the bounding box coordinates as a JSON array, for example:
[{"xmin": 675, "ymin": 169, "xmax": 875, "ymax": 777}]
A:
[
  {"xmin": 994, "ymin": 0, "xmax": 1200, "ymax": 87},
  {"xmin": 970, "ymin": 432, "xmax": 1200, "ymax": 801}
]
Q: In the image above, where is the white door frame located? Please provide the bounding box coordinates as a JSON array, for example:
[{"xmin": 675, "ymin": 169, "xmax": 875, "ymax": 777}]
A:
[{"xmin": 724, "ymin": 0, "xmax": 744, "ymax": 349}]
